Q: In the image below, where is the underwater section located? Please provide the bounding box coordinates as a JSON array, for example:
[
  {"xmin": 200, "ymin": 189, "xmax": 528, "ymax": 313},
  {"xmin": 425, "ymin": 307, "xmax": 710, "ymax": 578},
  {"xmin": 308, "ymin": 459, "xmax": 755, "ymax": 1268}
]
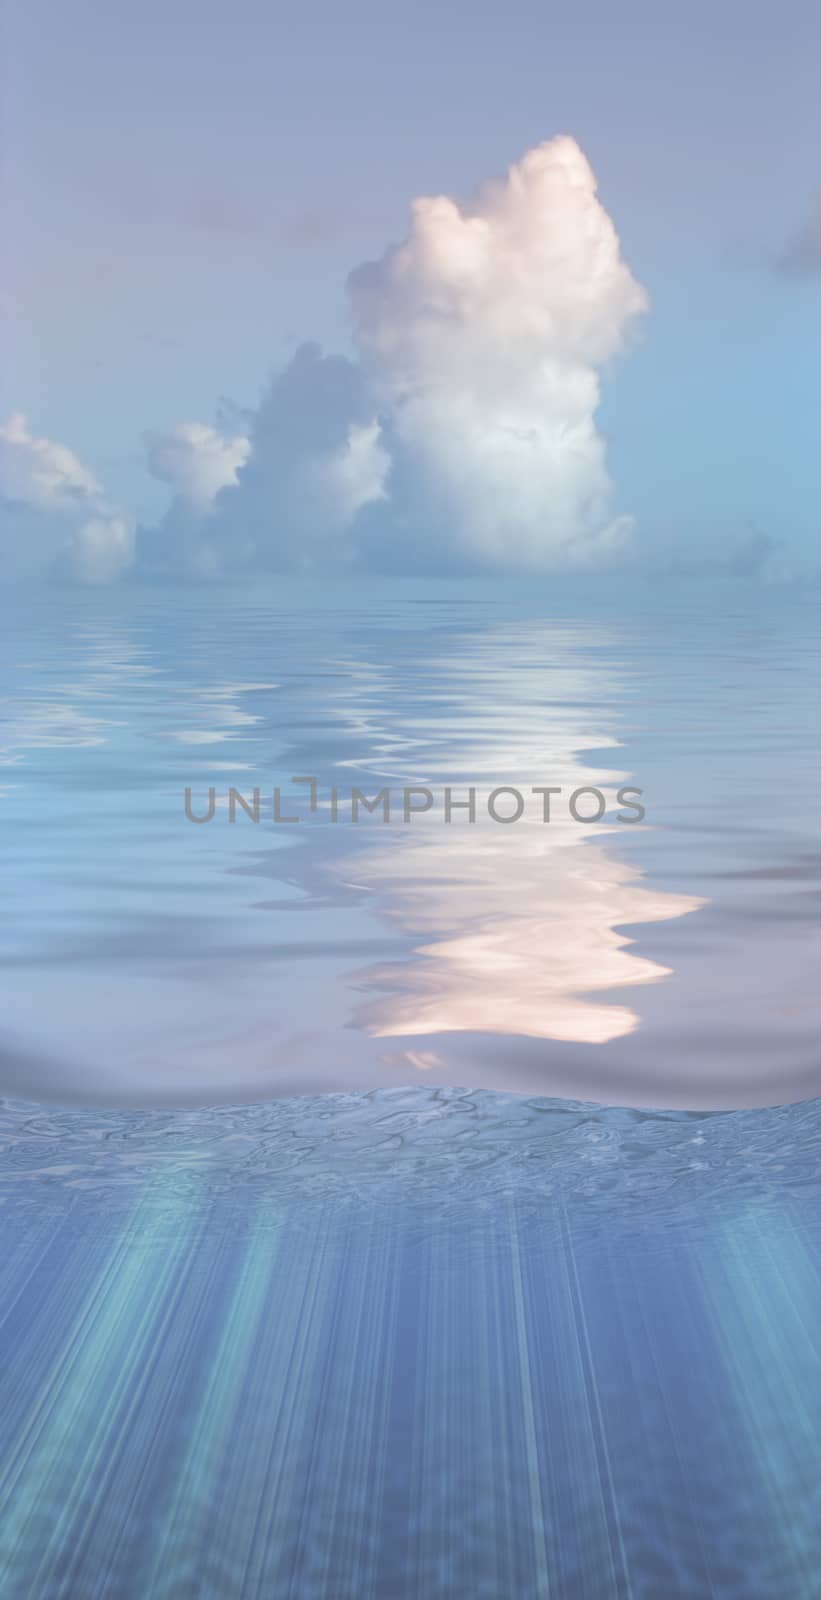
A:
[{"xmin": 2, "ymin": 1087, "xmax": 821, "ymax": 1599}]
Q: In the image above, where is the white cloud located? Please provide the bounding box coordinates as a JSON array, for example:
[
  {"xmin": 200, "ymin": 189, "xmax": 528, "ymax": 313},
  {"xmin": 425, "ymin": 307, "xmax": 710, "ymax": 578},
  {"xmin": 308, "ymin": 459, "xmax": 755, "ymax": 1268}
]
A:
[
  {"xmin": 70, "ymin": 515, "xmax": 134, "ymax": 585},
  {"xmin": 349, "ymin": 135, "xmax": 648, "ymax": 569},
  {"xmin": 147, "ymin": 136, "xmax": 646, "ymax": 576},
  {"xmin": 145, "ymin": 421, "xmax": 251, "ymax": 511},
  {"xmin": 0, "ymin": 413, "xmax": 134, "ymax": 582},
  {"xmin": 138, "ymin": 345, "xmax": 388, "ymax": 576},
  {"xmin": 307, "ymin": 419, "xmax": 389, "ymax": 531},
  {"xmin": 14, "ymin": 136, "xmax": 646, "ymax": 581},
  {"xmin": 0, "ymin": 411, "xmax": 102, "ymax": 509}
]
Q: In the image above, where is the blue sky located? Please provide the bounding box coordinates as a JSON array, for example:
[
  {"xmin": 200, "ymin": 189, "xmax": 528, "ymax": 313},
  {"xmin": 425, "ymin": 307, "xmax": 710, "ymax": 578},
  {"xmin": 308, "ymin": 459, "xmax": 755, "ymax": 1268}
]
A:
[{"xmin": 2, "ymin": 0, "xmax": 819, "ymax": 576}]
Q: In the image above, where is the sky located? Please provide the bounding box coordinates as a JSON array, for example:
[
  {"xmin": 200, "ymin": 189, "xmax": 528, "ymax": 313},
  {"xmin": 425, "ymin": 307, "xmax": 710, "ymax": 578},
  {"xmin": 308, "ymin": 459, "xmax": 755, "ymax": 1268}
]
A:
[{"xmin": 1, "ymin": 0, "xmax": 819, "ymax": 580}]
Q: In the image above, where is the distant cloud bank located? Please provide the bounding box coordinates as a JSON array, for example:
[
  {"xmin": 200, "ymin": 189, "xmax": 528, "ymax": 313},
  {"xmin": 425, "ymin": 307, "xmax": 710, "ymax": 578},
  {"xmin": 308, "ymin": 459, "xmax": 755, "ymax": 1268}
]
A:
[{"xmin": 3, "ymin": 136, "xmax": 650, "ymax": 581}]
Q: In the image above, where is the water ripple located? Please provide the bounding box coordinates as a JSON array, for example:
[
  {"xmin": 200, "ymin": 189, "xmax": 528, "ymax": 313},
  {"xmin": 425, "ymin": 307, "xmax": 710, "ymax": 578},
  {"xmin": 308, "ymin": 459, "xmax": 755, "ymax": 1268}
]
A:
[{"xmin": 2, "ymin": 1088, "xmax": 819, "ymax": 1238}]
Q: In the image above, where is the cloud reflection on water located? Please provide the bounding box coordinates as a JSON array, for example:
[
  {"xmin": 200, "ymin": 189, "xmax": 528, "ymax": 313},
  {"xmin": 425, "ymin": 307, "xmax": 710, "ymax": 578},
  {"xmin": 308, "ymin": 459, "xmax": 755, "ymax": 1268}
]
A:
[
  {"xmin": 341, "ymin": 633, "xmax": 703, "ymax": 1048},
  {"xmin": 2, "ymin": 582, "xmax": 815, "ymax": 1109}
]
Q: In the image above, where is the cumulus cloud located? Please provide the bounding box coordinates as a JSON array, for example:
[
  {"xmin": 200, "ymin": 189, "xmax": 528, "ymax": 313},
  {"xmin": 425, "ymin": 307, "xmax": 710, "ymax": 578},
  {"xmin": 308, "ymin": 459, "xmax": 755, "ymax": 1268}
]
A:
[
  {"xmin": 0, "ymin": 413, "xmax": 134, "ymax": 582},
  {"xmin": 309, "ymin": 420, "xmax": 389, "ymax": 528},
  {"xmin": 139, "ymin": 344, "xmax": 389, "ymax": 577},
  {"xmin": 10, "ymin": 137, "xmax": 647, "ymax": 581},
  {"xmin": 350, "ymin": 136, "xmax": 648, "ymax": 570},
  {"xmin": 69, "ymin": 515, "xmax": 134, "ymax": 584},
  {"xmin": 142, "ymin": 137, "xmax": 646, "ymax": 577},
  {"xmin": 0, "ymin": 411, "xmax": 103, "ymax": 510},
  {"xmin": 145, "ymin": 421, "xmax": 251, "ymax": 511}
]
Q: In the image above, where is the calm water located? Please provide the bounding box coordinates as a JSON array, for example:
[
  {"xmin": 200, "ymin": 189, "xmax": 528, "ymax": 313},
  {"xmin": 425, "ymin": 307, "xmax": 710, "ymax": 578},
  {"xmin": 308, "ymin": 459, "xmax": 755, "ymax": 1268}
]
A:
[
  {"xmin": 1, "ymin": 577, "xmax": 820, "ymax": 1596},
  {"xmin": 2, "ymin": 576, "xmax": 819, "ymax": 1107}
]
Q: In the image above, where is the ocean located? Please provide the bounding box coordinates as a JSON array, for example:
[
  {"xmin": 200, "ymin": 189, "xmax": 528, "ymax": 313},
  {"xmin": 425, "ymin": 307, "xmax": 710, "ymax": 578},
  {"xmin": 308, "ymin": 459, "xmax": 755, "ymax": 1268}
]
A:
[{"xmin": 1, "ymin": 575, "xmax": 819, "ymax": 1596}]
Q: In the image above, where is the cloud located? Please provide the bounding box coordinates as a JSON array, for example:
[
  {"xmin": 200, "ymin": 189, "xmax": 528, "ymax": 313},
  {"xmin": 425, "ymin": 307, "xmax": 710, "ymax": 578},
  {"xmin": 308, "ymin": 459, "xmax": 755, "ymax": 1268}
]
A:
[
  {"xmin": 69, "ymin": 516, "xmax": 134, "ymax": 584},
  {"xmin": 9, "ymin": 137, "xmax": 646, "ymax": 582},
  {"xmin": 145, "ymin": 421, "xmax": 251, "ymax": 512},
  {"xmin": 0, "ymin": 411, "xmax": 102, "ymax": 511},
  {"xmin": 778, "ymin": 196, "xmax": 821, "ymax": 275},
  {"xmin": 0, "ymin": 413, "xmax": 134, "ymax": 582},
  {"xmin": 138, "ymin": 344, "xmax": 389, "ymax": 577},
  {"xmin": 350, "ymin": 136, "xmax": 648, "ymax": 570},
  {"xmin": 135, "ymin": 137, "xmax": 646, "ymax": 578}
]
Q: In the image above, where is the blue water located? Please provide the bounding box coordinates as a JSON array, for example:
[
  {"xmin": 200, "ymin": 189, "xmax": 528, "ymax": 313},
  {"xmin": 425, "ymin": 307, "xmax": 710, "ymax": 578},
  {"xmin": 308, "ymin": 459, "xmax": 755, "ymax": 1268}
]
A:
[
  {"xmin": 1, "ymin": 578, "xmax": 820, "ymax": 1595},
  {"xmin": 3, "ymin": 1089, "xmax": 821, "ymax": 1596}
]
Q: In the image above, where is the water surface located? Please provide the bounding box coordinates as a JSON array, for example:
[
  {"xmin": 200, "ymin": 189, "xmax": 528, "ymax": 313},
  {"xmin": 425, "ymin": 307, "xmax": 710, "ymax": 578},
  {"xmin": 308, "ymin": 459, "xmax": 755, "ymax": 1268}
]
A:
[
  {"xmin": 1, "ymin": 576, "xmax": 818, "ymax": 1107},
  {"xmin": 2, "ymin": 578, "xmax": 821, "ymax": 1597}
]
